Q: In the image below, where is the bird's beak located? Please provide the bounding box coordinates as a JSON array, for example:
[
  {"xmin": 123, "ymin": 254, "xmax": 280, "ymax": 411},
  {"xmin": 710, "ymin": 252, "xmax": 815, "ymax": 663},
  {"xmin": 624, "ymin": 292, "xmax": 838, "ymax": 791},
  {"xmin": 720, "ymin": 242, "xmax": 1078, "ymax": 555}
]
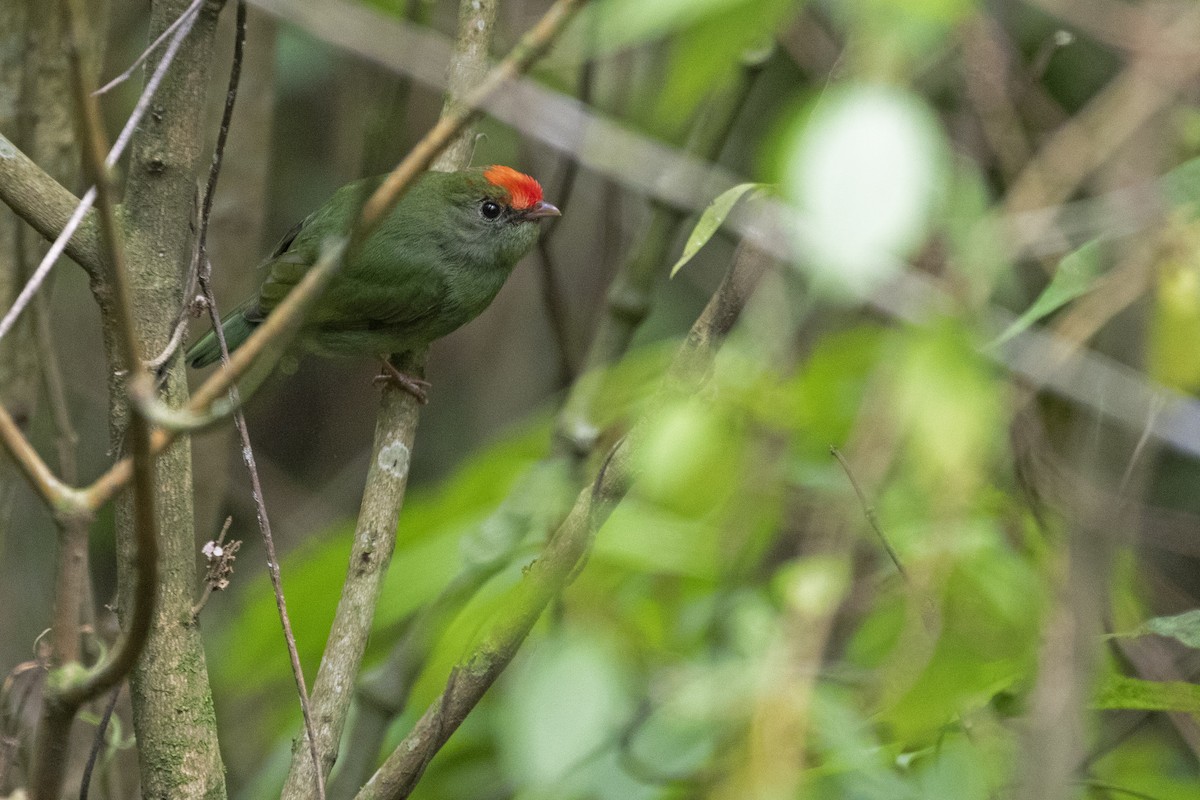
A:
[{"xmin": 522, "ymin": 200, "xmax": 561, "ymax": 221}]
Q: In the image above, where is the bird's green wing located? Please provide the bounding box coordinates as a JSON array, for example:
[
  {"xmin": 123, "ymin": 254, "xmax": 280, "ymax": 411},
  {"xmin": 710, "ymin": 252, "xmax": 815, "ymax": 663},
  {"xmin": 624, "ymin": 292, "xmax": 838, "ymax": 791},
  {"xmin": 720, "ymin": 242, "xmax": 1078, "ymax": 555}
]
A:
[{"xmin": 248, "ymin": 188, "xmax": 451, "ymax": 335}]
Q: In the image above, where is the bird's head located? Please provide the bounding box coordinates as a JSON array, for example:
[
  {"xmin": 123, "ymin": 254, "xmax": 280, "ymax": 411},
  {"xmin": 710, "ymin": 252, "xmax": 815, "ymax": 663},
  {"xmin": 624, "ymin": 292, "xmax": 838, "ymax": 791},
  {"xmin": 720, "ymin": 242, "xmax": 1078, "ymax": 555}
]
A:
[{"xmin": 426, "ymin": 166, "xmax": 560, "ymax": 271}]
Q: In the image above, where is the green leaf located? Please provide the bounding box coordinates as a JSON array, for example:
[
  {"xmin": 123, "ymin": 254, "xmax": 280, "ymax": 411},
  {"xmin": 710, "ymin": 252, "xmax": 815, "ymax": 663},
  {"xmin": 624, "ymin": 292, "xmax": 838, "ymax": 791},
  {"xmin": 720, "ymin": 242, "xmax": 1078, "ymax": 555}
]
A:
[
  {"xmin": 670, "ymin": 183, "xmax": 766, "ymax": 277},
  {"xmin": 1133, "ymin": 609, "xmax": 1200, "ymax": 649},
  {"xmin": 1095, "ymin": 674, "xmax": 1200, "ymax": 715},
  {"xmin": 991, "ymin": 240, "xmax": 1102, "ymax": 347}
]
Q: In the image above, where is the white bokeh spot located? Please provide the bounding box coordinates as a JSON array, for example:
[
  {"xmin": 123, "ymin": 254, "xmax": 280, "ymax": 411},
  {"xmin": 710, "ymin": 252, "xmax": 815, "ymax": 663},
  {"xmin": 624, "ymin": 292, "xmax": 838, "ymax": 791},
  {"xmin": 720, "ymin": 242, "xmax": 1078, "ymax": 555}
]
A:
[{"xmin": 786, "ymin": 84, "xmax": 944, "ymax": 297}]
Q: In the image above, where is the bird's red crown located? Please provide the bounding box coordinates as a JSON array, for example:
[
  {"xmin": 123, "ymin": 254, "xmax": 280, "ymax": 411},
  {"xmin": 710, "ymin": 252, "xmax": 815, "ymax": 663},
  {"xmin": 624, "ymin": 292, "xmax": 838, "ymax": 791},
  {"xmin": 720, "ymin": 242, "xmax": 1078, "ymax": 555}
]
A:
[{"xmin": 484, "ymin": 165, "xmax": 543, "ymax": 210}]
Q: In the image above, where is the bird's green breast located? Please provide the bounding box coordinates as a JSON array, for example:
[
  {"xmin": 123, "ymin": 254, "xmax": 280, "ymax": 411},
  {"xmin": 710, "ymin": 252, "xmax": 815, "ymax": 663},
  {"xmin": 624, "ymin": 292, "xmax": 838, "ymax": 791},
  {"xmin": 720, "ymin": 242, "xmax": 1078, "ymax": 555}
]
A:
[{"xmin": 278, "ymin": 172, "xmax": 537, "ymax": 357}]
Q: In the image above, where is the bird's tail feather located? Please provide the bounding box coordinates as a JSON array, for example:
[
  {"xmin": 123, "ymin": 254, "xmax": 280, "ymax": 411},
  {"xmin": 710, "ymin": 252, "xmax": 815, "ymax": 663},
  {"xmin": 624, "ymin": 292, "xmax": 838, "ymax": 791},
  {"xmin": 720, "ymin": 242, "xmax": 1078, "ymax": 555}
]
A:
[{"xmin": 187, "ymin": 307, "xmax": 257, "ymax": 368}]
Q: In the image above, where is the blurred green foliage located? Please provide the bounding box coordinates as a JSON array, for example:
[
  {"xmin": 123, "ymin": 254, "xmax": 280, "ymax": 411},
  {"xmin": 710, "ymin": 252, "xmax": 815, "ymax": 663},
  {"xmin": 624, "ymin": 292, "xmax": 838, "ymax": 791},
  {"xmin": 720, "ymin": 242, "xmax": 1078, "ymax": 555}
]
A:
[{"xmin": 178, "ymin": 0, "xmax": 1200, "ymax": 797}]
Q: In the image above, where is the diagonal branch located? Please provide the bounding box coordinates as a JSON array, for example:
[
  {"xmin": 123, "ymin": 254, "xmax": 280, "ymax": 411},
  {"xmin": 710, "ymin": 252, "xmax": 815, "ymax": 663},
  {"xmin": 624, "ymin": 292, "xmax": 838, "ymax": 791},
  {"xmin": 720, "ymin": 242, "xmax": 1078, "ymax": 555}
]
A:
[{"xmin": 0, "ymin": 133, "xmax": 103, "ymax": 278}]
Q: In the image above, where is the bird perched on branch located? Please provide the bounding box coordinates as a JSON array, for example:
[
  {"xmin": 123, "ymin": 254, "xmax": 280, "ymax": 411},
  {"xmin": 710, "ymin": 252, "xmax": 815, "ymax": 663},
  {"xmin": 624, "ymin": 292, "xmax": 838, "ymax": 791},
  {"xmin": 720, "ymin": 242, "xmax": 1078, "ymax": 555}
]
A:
[{"xmin": 186, "ymin": 165, "xmax": 560, "ymax": 402}]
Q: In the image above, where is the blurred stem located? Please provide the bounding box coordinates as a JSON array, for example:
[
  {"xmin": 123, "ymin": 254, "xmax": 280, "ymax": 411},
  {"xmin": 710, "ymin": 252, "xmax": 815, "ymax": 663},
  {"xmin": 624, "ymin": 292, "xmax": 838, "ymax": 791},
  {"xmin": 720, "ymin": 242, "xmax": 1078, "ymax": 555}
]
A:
[
  {"xmin": 356, "ymin": 242, "xmax": 770, "ymax": 800},
  {"xmin": 553, "ymin": 57, "xmax": 761, "ymax": 459},
  {"xmin": 329, "ymin": 567, "xmax": 499, "ymax": 799},
  {"xmin": 0, "ymin": 0, "xmax": 92, "ymax": 552},
  {"xmin": 529, "ymin": 58, "xmax": 597, "ymax": 387}
]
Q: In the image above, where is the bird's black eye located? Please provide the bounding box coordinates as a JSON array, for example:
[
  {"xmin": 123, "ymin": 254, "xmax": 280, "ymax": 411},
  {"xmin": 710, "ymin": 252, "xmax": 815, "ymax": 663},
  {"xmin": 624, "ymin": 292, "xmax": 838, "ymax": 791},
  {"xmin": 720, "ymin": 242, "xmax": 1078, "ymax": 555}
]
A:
[{"xmin": 480, "ymin": 200, "xmax": 502, "ymax": 220}]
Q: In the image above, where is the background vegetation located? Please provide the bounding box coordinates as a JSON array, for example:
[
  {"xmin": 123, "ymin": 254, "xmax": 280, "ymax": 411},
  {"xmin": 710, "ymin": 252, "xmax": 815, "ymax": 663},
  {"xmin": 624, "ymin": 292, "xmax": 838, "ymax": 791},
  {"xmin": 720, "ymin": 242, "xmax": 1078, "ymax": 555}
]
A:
[{"xmin": 4, "ymin": 0, "xmax": 1200, "ymax": 798}]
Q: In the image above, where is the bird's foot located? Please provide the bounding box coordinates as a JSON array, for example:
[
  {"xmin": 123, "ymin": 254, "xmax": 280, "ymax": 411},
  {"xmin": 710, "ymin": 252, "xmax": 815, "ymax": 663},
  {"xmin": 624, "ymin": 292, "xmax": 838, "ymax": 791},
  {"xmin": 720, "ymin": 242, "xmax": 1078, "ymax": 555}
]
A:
[{"xmin": 375, "ymin": 360, "xmax": 431, "ymax": 404}]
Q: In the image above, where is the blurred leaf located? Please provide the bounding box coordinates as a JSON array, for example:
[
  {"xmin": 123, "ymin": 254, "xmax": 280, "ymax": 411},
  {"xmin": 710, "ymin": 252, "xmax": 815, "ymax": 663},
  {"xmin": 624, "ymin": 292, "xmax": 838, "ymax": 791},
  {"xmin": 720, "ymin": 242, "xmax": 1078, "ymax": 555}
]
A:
[
  {"xmin": 850, "ymin": 516, "xmax": 1043, "ymax": 741},
  {"xmin": 809, "ymin": 687, "xmax": 919, "ymax": 798},
  {"xmin": 1095, "ymin": 674, "xmax": 1200, "ymax": 714},
  {"xmin": 634, "ymin": 399, "xmax": 745, "ymax": 517},
  {"xmin": 1089, "ymin": 727, "xmax": 1200, "ymax": 800},
  {"xmin": 1126, "ymin": 608, "xmax": 1200, "ymax": 650},
  {"xmin": 891, "ymin": 321, "xmax": 1003, "ymax": 497},
  {"xmin": 783, "ymin": 84, "xmax": 948, "ymax": 299},
  {"xmin": 496, "ymin": 630, "xmax": 633, "ymax": 791},
  {"xmin": 671, "ymin": 183, "xmax": 767, "ymax": 277},
  {"xmin": 1160, "ymin": 155, "xmax": 1200, "ymax": 212},
  {"xmin": 596, "ymin": 498, "xmax": 723, "ymax": 579},
  {"xmin": 992, "ymin": 241, "xmax": 1101, "ymax": 347},
  {"xmin": 787, "ymin": 325, "xmax": 885, "ymax": 443},
  {"xmin": 1148, "ymin": 221, "xmax": 1200, "ymax": 391},
  {"xmin": 914, "ymin": 735, "xmax": 993, "ymax": 800},
  {"xmin": 838, "ymin": 0, "xmax": 973, "ymax": 71}
]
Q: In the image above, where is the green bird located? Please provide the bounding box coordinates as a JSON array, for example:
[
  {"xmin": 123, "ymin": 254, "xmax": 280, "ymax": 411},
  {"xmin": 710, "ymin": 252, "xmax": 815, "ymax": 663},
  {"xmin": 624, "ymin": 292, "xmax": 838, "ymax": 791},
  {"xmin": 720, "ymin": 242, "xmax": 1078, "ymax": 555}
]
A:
[{"xmin": 186, "ymin": 165, "xmax": 560, "ymax": 401}]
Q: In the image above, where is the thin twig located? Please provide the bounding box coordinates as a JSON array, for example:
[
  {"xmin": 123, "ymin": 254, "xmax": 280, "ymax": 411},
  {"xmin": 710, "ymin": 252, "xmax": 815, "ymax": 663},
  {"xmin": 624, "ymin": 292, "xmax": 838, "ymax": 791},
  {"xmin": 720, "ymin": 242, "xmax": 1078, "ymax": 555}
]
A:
[
  {"xmin": 81, "ymin": 237, "xmax": 347, "ymax": 512},
  {"xmin": 78, "ymin": 686, "xmax": 121, "ymax": 800},
  {"xmin": 192, "ymin": 516, "xmax": 236, "ymax": 617},
  {"xmin": 0, "ymin": 0, "xmax": 203, "ymax": 344},
  {"xmin": 193, "ymin": 6, "xmax": 325, "ymax": 797},
  {"xmin": 31, "ymin": 293, "xmax": 80, "ymax": 486},
  {"xmin": 0, "ymin": 402, "xmax": 80, "ymax": 511},
  {"xmin": 1118, "ymin": 393, "xmax": 1165, "ymax": 497},
  {"xmin": 830, "ymin": 445, "xmax": 909, "ymax": 582},
  {"xmin": 145, "ymin": 193, "xmax": 206, "ymax": 372},
  {"xmin": 529, "ymin": 61, "xmax": 593, "ymax": 386},
  {"xmin": 93, "ymin": 0, "xmax": 206, "ymax": 95}
]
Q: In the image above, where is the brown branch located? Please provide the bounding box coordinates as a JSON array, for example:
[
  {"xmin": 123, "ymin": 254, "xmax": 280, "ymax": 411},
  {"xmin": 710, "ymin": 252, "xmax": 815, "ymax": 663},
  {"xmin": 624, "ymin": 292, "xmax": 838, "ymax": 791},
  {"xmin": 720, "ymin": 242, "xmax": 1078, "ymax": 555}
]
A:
[
  {"xmin": 528, "ymin": 59, "xmax": 595, "ymax": 386},
  {"xmin": 0, "ymin": 132, "xmax": 104, "ymax": 279},
  {"xmin": 0, "ymin": 402, "xmax": 81, "ymax": 512}
]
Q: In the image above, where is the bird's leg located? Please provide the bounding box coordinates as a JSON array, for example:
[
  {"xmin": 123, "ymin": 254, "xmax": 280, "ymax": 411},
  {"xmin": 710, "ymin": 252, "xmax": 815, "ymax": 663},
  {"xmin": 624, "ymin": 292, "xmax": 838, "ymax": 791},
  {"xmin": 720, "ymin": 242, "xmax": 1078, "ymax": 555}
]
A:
[{"xmin": 374, "ymin": 358, "xmax": 431, "ymax": 404}]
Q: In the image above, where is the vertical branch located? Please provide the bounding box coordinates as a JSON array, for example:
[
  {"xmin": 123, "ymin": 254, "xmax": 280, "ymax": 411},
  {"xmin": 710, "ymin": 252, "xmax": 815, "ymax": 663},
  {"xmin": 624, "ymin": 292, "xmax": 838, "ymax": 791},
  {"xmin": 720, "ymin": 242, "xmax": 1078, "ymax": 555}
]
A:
[
  {"xmin": 281, "ymin": 0, "xmax": 498, "ymax": 788},
  {"xmin": 110, "ymin": 0, "xmax": 230, "ymax": 797}
]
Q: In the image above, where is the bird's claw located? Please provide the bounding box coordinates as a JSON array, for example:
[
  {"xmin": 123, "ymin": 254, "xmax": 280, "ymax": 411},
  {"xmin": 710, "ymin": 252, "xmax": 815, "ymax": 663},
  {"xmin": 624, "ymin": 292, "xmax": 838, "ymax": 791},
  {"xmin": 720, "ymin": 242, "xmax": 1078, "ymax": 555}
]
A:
[{"xmin": 375, "ymin": 361, "xmax": 431, "ymax": 404}]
